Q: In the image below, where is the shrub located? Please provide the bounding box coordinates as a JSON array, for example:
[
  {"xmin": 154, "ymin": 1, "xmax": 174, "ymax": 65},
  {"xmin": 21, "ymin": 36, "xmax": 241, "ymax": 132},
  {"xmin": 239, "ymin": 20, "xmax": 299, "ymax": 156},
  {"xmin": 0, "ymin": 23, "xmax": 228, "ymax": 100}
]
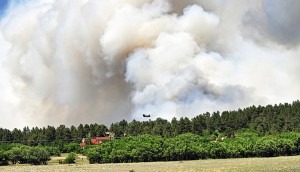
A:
[
  {"xmin": 27, "ymin": 147, "xmax": 51, "ymax": 165},
  {"xmin": 0, "ymin": 150, "xmax": 9, "ymax": 166},
  {"xmin": 86, "ymin": 147, "xmax": 102, "ymax": 164},
  {"xmin": 61, "ymin": 143, "xmax": 82, "ymax": 153},
  {"xmin": 64, "ymin": 152, "xmax": 77, "ymax": 164},
  {"xmin": 45, "ymin": 146, "xmax": 61, "ymax": 156},
  {"xmin": 7, "ymin": 145, "xmax": 31, "ymax": 164}
]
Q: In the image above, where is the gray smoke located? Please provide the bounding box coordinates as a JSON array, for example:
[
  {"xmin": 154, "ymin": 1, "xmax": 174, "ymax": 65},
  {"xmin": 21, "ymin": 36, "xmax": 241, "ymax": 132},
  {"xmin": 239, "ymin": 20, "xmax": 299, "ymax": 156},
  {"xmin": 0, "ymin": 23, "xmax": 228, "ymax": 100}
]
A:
[
  {"xmin": 0, "ymin": 0, "xmax": 300, "ymax": 129},
  {"xmin": 244, "ymin": 0, "xmax": 300, "ymax": 47}
]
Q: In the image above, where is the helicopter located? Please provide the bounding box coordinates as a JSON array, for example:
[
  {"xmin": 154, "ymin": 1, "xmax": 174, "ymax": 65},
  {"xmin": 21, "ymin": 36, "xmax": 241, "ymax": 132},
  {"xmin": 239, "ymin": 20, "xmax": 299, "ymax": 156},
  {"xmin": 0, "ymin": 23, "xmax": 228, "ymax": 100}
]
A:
[{"xmin": 143, "ymin": 114, "xmax": 151, "ymax": 117}]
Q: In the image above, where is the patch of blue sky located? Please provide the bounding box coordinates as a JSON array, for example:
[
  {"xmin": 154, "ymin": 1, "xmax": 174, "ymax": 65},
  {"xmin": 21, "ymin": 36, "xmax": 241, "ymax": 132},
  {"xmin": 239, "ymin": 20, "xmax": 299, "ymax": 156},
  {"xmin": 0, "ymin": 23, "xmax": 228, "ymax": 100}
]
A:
[
  {"xmin": 0, "ymin": 0, "xmax": 28, "ymax": 18},
  {"xmin": 0, "ymin": 0, "xmax": 8, "ymax": 17}
]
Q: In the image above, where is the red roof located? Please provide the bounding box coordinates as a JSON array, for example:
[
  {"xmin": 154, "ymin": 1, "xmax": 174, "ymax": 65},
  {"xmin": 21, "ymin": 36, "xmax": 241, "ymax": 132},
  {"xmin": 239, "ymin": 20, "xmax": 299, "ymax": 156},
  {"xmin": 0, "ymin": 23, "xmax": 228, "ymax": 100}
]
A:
[{"xmin": 90, "ymin": 137, "xmax": 110, "ymax": 144}]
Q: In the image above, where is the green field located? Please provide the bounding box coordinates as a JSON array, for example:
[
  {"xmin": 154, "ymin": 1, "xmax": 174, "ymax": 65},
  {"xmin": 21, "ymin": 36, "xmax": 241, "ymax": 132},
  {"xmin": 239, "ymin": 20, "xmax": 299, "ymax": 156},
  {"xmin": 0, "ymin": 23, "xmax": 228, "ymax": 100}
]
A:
[{"xmin": 1, "ymin": 155, "xmax": 300, "ymax": 172}]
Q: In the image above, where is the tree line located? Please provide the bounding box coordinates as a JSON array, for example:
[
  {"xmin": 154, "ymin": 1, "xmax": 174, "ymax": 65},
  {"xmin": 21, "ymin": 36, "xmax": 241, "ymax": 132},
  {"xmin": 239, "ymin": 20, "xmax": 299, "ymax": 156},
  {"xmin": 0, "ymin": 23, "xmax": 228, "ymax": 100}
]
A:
[{"xmin": 1, "ymin": 100, "xmax": 300, "ymax": 145}]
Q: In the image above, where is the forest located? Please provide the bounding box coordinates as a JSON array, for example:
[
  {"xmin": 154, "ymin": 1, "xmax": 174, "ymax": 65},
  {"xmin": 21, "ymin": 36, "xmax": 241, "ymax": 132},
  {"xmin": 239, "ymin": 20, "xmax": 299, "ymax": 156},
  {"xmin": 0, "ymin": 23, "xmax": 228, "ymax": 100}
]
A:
[{"xmin": 1, "ymin": 100, "xmax": 300, "ymax": 165}]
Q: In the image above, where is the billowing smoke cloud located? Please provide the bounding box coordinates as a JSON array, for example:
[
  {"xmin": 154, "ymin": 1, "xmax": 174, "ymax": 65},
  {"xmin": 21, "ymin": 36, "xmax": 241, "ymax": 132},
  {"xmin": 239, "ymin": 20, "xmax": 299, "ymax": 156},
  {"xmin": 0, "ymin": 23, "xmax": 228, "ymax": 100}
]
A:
[
  {"xmin": 0, "ymin": 0, "xmax": 300, "ymax": 129},
  {"xmin": 244, "ymin": 0, "xmax": 300, "ymax": 47}
]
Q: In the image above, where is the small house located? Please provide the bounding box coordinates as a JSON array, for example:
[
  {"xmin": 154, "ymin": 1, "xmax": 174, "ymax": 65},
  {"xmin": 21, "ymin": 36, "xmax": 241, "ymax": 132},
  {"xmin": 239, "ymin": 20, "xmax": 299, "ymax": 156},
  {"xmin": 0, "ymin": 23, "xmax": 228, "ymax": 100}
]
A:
[{"xmin": 90, "ymin": 137, "xmax": 110, "ymax": 144}]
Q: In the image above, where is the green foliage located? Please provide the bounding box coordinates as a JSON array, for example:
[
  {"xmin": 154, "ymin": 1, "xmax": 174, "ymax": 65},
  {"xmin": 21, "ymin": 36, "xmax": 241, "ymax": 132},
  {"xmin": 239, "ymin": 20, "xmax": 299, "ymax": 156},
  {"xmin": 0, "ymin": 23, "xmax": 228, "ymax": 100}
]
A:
[
  {"xmin": 86, "ymin": 135, "xmax": 164, "ymax": 163},
  {"xmin": 26, "ymin": 147, "xmax": 51, "ymax": 165},
  {"xmin": 44, "ymin": 146, "xmax": 61, "ymax": 156},
  {"xmin": 7, "ymin": 145, "xmax": 31, "ymax": 164},
  {"xmin": 86, "ymin": 132, "xmax": 300, "ymax": 164},
  {"xmin": 7, "ymin": 147, "xmax": 23, "ymax": 164},
  {"xmin": 1, "ymin": 100, "xmax": 300, "ymax": 146},
  {"xmin": 0, "ymin": 144, "xmax": 17, "ymax": 151},
  {"xmin": 5, "ymin": 145, "xmax": 50, "ymax": 165},
  {"xmin": 86, "ymin": 146, "xmax": 102, "ymax": 164},
  {"xmin": 64, "ymin": 152, "xmax": 77, "ymax": 164},
  {"xmin": 0, "ymin": 150, "xmax": 9, "ymax": 166},
  {"xmin": 2, "ymin": 100, "xmax": 300, "ymax": 164},
  {"xmin": 61, "ymin": 143, "xmax": 82, "ymax": 153}
]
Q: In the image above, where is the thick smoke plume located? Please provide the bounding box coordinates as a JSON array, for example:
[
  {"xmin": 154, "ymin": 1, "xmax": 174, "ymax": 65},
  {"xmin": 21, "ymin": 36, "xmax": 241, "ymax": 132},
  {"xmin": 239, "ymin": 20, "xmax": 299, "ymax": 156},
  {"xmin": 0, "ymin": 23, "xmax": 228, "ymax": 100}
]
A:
[{"xmin": 1, "ymin": 0, "xmax": 300, "ymax": 129}]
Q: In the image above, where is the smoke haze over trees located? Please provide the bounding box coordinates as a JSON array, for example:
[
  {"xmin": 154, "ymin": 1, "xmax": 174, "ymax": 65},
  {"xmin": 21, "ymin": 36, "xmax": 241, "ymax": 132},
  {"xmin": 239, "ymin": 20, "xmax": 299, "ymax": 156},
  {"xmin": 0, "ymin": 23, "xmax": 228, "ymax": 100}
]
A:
[{"xmin": 0, "ymin": 0, "xmax": 300, "ymax": 129}]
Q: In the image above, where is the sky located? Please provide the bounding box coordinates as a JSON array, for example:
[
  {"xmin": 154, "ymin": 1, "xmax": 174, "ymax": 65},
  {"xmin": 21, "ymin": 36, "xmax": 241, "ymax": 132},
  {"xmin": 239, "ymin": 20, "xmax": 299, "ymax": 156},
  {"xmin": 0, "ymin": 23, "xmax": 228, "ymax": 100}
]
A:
[
  {"xmin": 0, "ymin": 0, "xmax": 8, "ymax": 16},
  {"xmin": 0, "ymin": 0, "xmax": 300, "ymax": 129}
]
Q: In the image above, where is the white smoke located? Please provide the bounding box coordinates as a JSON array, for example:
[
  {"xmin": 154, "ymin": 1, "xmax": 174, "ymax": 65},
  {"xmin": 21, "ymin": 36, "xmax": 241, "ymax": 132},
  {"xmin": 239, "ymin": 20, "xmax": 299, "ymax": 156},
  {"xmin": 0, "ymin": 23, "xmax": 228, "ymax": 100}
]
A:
[{"xmin": 0, "ymin": 0, "xmax": 300, "ymax": 129}]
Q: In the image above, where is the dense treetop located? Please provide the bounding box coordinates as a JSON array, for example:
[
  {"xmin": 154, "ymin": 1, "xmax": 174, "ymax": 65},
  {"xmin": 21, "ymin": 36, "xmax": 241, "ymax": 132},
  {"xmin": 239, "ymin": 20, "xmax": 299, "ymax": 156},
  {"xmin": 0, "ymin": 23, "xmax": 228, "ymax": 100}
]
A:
[{"xmin": 1, "ymin": 100, "xmax": 300, "ymax": 145}]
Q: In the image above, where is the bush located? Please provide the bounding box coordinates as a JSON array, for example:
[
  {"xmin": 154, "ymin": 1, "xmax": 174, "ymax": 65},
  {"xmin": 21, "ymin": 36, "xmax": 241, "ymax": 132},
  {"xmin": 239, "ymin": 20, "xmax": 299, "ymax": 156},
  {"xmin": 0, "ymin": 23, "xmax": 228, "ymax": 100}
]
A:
[
  {"xmin": 27, "ymin": 147, "xmax": 51, "ymax": 165},
  {"xmin": 0, "ymin": 150, "xmax": 9, "ymax": 166},
  {"xmin": 86, "ymin": 147, "xmax": 102, "ymax": 164},
  {"xmin": 0, "ymin": 144, "xmax": 16, "ymax": 151},
  {"xmin": 7, "ymin": 145, "xmax": 31, "ymax": 164},
  {"xmin": 45, "ymin": 146, "xmax": 61, "ymax": 156},
  {"xmin": 64, "ymin": 152, "xmax": 77, "ymax": 164},
  {"xmin": 61, "ymin": 143, "xmax": 82, "ymax": 153}
]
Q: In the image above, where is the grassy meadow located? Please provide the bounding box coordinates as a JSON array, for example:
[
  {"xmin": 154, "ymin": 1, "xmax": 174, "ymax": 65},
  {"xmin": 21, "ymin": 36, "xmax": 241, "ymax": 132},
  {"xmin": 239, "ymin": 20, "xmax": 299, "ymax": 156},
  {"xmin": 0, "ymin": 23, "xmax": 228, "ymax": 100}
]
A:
[{"xmin": 0, "ymin": 155, "xmax": 300, "ymax": 172}]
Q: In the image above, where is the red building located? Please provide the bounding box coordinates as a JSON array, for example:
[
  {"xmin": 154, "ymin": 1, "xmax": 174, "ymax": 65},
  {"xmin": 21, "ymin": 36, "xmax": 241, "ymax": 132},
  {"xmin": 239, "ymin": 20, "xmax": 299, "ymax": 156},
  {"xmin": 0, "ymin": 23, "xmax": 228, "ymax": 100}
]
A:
[
  {"xmin": 90, "ymin": 137, "xmax": 110, "ymax": 144},
  {"xmin": 80, "ymin": 132, "xmax": 114, "ymax": 148}
]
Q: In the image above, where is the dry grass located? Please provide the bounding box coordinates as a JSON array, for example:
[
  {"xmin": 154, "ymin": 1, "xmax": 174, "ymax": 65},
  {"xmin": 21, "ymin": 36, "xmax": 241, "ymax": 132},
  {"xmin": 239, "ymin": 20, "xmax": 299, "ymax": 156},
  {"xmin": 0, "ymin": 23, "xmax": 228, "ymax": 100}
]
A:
[
  {"xmin": 47, "ymin": 153, "xmax": 89, "ymax": 165},
  {"xmin": 1, "ymin": 155, "xmax": 300, "ymax": 172}
]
